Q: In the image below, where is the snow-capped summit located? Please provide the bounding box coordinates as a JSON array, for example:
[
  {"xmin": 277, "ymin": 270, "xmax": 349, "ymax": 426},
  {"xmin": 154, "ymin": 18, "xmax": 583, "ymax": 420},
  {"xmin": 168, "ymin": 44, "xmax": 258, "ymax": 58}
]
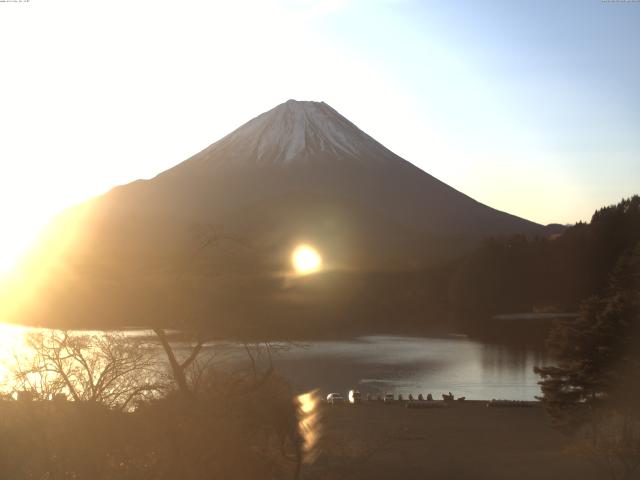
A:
[
  {"xmin": 186, "ymin": 99, "xmax": 396, "ymax": 166},
  {"xmin": 1, "ymin": 100, "xmax": 547, "ymax": 329}
]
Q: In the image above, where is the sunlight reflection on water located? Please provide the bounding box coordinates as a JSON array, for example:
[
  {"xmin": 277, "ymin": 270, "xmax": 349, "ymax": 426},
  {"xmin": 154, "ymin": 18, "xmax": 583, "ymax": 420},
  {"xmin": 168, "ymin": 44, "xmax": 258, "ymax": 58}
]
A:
[
  {"xmin": 0, "ymin": 325, "xmax": 549, "ymax": 401},
  {"xmin": 296, "ymin": 389, "xmax": 322, "ymax": 464}
]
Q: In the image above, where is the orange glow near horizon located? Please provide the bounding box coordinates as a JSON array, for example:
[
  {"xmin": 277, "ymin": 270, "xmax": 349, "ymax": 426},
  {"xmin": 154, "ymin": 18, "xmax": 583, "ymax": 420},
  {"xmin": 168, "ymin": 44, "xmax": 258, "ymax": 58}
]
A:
[
  {"xmin": 291, "ymin": 244, "xmax": 322, "ymax": 275},
  {"xmin": 0, "ymin": 201, "xmax": 95, "ymax": 325},
  {"xmin": 0, "ymin": 221, "xmax": 47, "ymax": 278}
]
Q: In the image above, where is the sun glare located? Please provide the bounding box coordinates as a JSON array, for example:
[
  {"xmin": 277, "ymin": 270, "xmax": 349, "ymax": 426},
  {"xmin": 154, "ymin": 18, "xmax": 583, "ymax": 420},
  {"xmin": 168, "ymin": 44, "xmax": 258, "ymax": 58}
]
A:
[
  {"xmin": 0, "ymin": 323, "xmax": 30, "ymax": 391},
  {"xmin": 0, "ymin": 225, "xmax": 43, "ymax": 278},
  {"xmin": 292, "ymin": 244, "xmax": 322, "ymax": 275}
]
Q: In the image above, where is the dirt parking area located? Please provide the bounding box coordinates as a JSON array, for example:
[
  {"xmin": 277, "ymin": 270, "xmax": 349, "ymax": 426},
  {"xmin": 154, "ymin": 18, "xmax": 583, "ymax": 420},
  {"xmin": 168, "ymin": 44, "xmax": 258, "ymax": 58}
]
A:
[{"xmin": 302, "ymin": 401, "xmax": 598, "ymax": 480}]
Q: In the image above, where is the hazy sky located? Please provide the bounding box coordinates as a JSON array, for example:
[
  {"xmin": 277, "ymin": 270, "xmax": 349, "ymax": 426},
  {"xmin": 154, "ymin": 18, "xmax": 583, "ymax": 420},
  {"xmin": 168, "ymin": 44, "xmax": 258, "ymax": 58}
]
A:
[{"xmin": 1, "ymin": 0, "xmax": 639, "ymax": 271}]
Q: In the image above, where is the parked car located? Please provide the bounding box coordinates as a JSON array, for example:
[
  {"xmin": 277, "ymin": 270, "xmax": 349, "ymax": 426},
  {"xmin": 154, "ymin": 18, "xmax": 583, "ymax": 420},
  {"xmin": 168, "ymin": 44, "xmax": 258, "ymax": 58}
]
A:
[
  {"xmin": 348, "ymin": 390, "xmax": 362, "ymax": 404},
  {"xmin": 383, "ymin": 393, "xmax": 395, "ymax": 403},
  {"xmin": 326, "ymin": 393, "xmax": 345, "ymax": 405}
]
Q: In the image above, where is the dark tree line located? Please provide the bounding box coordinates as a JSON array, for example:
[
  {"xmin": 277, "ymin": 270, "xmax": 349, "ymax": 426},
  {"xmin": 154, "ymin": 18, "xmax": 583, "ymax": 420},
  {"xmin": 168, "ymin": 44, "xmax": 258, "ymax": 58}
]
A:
[
  {"xmin": 274, "ymin": 195, "xmax": 640, "ymax": 338},
  {"xmin": 535, "ymin": 241, "xmax": 640, "ymax": 479},
  {"xmin": 449, "ymin": 196, "xmax": 640, "ymax": 328}
]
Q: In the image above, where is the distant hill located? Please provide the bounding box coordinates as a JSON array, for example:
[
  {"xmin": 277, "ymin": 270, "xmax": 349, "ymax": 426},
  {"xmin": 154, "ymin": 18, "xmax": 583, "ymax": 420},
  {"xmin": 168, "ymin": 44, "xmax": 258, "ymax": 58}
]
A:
[
  {"xmin": 450, "ymin": 195, "xmax": 640, "ymax": 336},
  {"xmin": 543, "ymin": 224, "xmax": 568, "ymax": 237},
  {"xmin": 1, "ymin": 100, "xmax": 549, "ymax": 332}
]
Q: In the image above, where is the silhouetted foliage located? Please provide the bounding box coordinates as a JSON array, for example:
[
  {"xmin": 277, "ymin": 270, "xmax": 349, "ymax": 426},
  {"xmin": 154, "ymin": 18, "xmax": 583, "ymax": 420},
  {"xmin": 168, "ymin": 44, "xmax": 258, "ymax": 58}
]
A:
[
  {"xmin": 152, "ymin": 327, "xmax": 205, "ymax": 398},
  {"xmin": 0, "ymin": 366, "xmax": 301, "ymax": 479},
  {"xmin": 11, "ymin": 330, "xmax": 164, "ymax": 409},
  {"xmin": 450, "ymin": 196, "xmax": 640, "ymax": 329},
  {"xmin": 535, "ymin": 243, "xmax": 640, "ymax": 479}
]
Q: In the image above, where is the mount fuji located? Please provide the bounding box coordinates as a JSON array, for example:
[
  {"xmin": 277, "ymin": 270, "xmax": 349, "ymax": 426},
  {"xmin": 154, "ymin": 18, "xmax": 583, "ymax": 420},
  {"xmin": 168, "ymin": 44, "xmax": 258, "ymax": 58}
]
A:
[{"xmin": 3, "ymin": 100, "xmax": 547, "ymax": 332}]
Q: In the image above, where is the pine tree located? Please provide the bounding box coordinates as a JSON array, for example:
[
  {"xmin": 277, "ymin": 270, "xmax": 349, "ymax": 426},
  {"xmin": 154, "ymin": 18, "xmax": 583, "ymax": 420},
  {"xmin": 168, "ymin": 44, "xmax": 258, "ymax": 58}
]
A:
[{"xmin": 535, "ymin": 243, "xmax": 640, "ymax": 479}]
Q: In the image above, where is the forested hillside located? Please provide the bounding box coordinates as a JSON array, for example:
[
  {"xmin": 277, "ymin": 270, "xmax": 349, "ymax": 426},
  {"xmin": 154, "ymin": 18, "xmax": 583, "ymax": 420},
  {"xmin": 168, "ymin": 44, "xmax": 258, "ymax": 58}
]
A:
[{"xmin": 449, "ymin": 196, "xmax": 640, "ymax": 329}]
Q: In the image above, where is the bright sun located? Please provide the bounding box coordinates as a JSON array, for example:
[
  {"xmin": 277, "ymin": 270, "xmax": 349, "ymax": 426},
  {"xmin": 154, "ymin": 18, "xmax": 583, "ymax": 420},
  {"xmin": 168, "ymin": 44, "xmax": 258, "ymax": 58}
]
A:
[{"xmin": 291, "ymin": 244, "xmax": 322, "ymax": 275}]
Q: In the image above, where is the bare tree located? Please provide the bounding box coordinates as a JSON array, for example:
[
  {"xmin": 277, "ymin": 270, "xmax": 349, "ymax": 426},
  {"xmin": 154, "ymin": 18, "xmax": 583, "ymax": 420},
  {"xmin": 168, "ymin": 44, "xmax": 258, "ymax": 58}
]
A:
[
  {"xmin": 12, "ymin": 330, "xmax": 165, "ymax": 410},
  {"xmin": 153, "ymin": 328, "xmax": 206, "ymax": 398},
  {"xmin": 151, "ymin": 226, "xmax": 248, "ymax": 398}
]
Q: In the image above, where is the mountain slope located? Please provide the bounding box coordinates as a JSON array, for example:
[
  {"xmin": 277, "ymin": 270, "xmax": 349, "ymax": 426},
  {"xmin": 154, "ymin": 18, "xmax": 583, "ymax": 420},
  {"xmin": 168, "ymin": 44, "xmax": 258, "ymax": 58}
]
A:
[
  {"xmin": 102, "ymin": 100, "xmax": 541, "ymax": 262},
  {"xmin": 1, "ymin": 100, "xmax": 546, "ymax": 331}
]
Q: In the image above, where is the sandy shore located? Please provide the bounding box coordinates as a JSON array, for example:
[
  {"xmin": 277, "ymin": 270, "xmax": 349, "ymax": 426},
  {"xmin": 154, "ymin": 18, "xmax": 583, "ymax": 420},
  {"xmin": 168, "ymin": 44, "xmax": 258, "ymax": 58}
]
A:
[{"xmin": 302, "ymin": 401, "xmax": 598, "ymax": 480}]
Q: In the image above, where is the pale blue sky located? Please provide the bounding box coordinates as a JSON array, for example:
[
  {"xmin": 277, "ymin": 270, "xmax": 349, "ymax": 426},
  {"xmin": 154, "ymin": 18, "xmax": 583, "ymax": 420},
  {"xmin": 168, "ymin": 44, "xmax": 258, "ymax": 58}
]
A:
[
  {"xmin": 0, "ymin": 0, "xmax": 638, "ymax": 271},
  {"xmin": 312, "ymin": 0, "xmax": 640, "ymax": 222}
]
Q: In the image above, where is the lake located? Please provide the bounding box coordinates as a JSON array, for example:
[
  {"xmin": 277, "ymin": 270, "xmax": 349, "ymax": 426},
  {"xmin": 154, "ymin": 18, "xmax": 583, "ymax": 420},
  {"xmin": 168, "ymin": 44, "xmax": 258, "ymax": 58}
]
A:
[
  {"xmin": 0, "ymin": 324, "xmax": 550, "ymax": 401},
  {"xmin": 270, "ymin": 335, "xmax": 549, "ymax": 401}
]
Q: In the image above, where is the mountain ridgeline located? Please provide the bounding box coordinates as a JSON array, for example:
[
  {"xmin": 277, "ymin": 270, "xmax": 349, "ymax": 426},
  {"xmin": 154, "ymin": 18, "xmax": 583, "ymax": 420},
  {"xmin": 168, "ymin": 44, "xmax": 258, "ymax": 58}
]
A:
[{"xmin": 3, "ymin": 100, "xmax": 555, "ymax": 335}]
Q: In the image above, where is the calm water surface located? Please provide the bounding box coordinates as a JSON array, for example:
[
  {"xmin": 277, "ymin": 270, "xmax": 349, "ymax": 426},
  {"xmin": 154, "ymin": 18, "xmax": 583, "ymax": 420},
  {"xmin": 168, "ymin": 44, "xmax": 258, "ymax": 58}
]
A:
[
  {"xmin": 272, "ymin": 335, "xmax": 549, "ymax": 401},
  {"xmin": 0, "ymin": 324, "xmax": 549, "ymax": 401}
]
